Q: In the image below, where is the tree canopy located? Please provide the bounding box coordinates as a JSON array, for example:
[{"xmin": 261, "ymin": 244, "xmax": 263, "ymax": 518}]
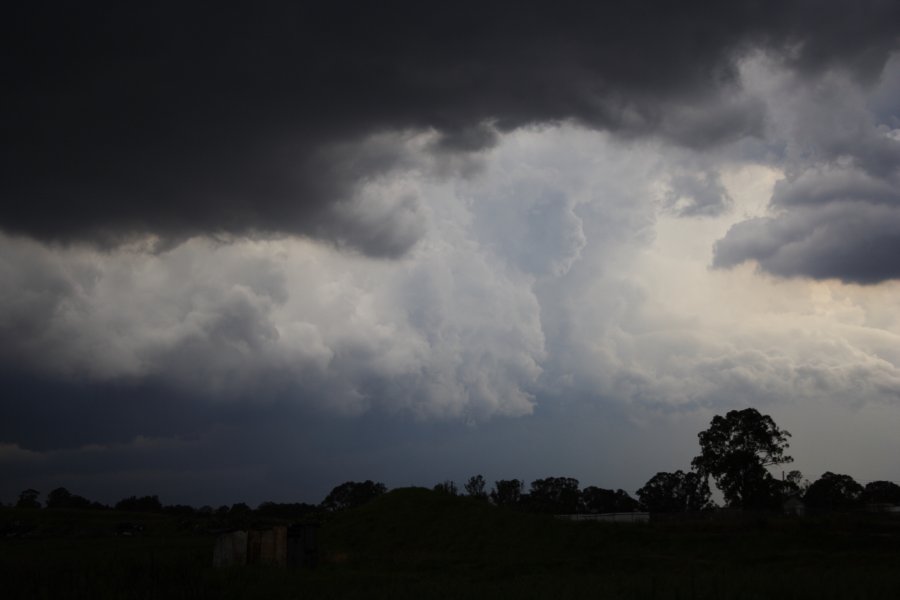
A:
[
  {"xmin": 862, "ymin": 480, "xmax": 900, "ymax": 505},
  {"xmin": 527, "ymin": 477, "xmax": 581, "ymax": 514},
  {"xmin": 46, "ymin": 487, "xmax": 94, "ymax": 509},
  {"xmin": 692, "ymin": 408, "xmax": 792, "ymax": 509},
  {"xmin": 464, "ymin": 475, "xmax": 487, "ymax": 499},
  {"xmin": 636, "ymin": 470, "xmax": 712, "ymax": 513},
  {"xmin": 581, "ymin": 486, "xmax": 641, "ymax": 514},
  {"xmin": 321, "ymin": 480, "xmax": 387, "ymax": 511},
  {"xmin": 804, "ymin": 472, "xmax": 863, "ymax": 509},
  {"xmin": 115, "ymin": 495, "xmax": 163, "ymax": 512},
  {"xmin": 490, "ymin": 479, "xmax": 523, "ymax": 508},
  {"xmin": 16, "ymin": 489, "xmax": 41, "ymax": 509}
]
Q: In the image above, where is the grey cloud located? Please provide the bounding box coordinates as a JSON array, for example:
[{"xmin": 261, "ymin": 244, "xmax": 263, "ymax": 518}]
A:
[
  {"xmin": 714, "ymin": 202, "xmax": 900, "ymax": 284},
  {"xmin": 0, "ymin": 211, "xmax": 546, "ymax": 420},
  {"xmin": 654, "ymin": 93, "xmax": 767, "ymax": 150},
  {"xmin": 471, "ymin": 182, "xmax": 586, "ymax": 277},
  {"xmin": 3, "ymin": 1, "xmax": 898, "ymax": 254},
  {"xmin": 665, "ymin": 171, "xmax": 734, "ymax": 217},
  {"xmin": 714, "ymin": 53, "xmax": 900, "ymax": 283},
  {"xmin": 771, "ymin": 166, "xmax": 900, "ymax": 208}
]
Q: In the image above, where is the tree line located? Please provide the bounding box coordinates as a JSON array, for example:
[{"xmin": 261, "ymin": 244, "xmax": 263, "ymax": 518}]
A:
[{"xmin": 7, "ymin": 409, "xmax": 900, "ymax": 516}]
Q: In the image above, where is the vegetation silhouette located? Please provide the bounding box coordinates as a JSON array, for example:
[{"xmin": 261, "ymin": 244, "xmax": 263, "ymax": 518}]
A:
[
  {"xmin": 15, "ymin": 489, "xmax": 41, "ymax": 509},
  {"xmin": 464, "ymin": 474, "xmax": 487, "ymax": 499},
  {"xmin": 321, "ymin": 480, "xmax": 387, "ymax": 512},
  {"xmin": 692, "ymin": 407, "xmax": 793, "ymax": 509},
  {"xmin": 581, "ymin": 486, "xmax": 641, "ymax": 514},
  {"xmin": 5, "ymin": 407, "xmax": 900, "ymax": 598},
  {"xmin": 863, "ymin": 480, "xmax": 900, "ymax": 504},
  {"xmin": 804, "ymin": 472, "xmax": 864, "ymax": 509},
  {"xmin": 8, "ymin": 407, "xmax": 897, "ymax": 522},
  {"xmin": 636, "ymin": 470, "xmax": 712, "ymax": 513}
]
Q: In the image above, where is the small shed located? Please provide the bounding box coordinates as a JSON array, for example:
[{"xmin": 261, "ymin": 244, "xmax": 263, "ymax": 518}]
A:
[
  {"xmin": 783, "ymin": 495, "xmax": 806, "ymax": 517},
  {"xmin": 213, "ymin": 524, "xmax": 318, "ymax": 568}
]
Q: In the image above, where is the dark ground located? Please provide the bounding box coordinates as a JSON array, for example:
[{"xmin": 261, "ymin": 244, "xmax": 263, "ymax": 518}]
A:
[{"xmin": 3, "ymin": 488, "xmax": 900, "ymax": 599}]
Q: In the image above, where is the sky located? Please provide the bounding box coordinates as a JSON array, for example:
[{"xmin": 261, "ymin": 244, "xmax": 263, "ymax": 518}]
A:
[{"xmin": 2, "ymin": 1, "xmax": 900, "ymax": 507}]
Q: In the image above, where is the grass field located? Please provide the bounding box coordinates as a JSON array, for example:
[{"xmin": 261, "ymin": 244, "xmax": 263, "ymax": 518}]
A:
[{"xmin": 3, "ymin": 488, "xmax": 900, "ymax": 599}]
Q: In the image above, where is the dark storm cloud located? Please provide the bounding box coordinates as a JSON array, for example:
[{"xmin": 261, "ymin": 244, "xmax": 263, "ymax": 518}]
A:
[
  {"xmin": 713, "ymin": 203, "xmax": 900, "ymax": 284},
  {"xmin": 714, "ymin": 51, "xmax": 900, "ymax": 283},
  {"xmin": 3, "ymin": 1, "xmax": 898, "ymax": 253}
]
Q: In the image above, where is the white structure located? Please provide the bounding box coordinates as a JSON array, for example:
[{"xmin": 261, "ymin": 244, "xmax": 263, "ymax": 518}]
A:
[{"xmin": 557, "ymin": 512, "xmax": 650, "ymax": 523}]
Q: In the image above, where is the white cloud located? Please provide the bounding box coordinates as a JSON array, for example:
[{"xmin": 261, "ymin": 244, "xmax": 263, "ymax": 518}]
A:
[{"xmin": 3, "ymin": 117, "xmax": 900, "ymax": 443}]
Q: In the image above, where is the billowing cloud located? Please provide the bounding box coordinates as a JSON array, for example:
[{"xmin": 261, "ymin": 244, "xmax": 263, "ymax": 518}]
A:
[
  {"xmin": 714, "ymin": 54, "xmax": 900, "ymax": 283},
  {"xmin": 664, "ymin": 170, "xmax": 734, "ymax": 217},
  {"xmin": 713, "ymin": 203, "xmax": 900, "ymax": 283},
  {"xmin": 3, "ymin": 1, "xmax": 898, "ymax": 253}
]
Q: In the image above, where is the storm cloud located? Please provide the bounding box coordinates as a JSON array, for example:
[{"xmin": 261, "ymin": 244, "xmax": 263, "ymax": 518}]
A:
[
  {"xmin": 4, "ymin": 1, "xmax": 899, "ymax": 254},
  {"xmin": 714, "ymin": 54, "xmax": 900, "ymax": 283}
]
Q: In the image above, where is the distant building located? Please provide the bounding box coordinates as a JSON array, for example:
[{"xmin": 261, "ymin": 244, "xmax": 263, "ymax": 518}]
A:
[
  {"xmin": 782, "ymin": 495, "xmax": 805, "ymax": 517},
  {"xmin": 866, "ymin": 503, "xmax": 900, "ymax": 514},
  {"xmin": 213, "ymin": 524, "xmax": 319, "ymax": 568},
  {"xmin": 557, "ymin": 512, "xmax": 650, "ymax": 523}
]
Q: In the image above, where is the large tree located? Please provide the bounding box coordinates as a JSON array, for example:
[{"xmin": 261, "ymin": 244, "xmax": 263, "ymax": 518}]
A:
[{"xmin": 691, "ymin": 408, "xmax": 792, "ymax": 509}]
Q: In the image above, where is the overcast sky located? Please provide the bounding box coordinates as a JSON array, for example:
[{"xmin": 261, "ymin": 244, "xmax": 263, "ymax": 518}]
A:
[{"xmin": 3, "ymin": 1, "xmax": 900, "ymax": 507}]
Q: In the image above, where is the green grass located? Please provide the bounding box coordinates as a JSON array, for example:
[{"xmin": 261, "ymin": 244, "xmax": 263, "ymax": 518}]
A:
[{"xmin": 3, "ymin": 489, "xmax": 900, "ymax": 599}]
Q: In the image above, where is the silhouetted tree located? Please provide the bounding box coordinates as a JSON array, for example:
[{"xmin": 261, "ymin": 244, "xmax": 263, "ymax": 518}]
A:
[
  {"xmin": 581, "ymin": 486, "xmax": 641, "ymax": 513},
  {"xmin": 115, "ymin": 495, "xmax": 163, "ymax": 512},
  {"xmin": 528, "ymin": 477, "xmax": 581, "ymax": 514},
  {"xmin": 782, "ymin": 470, "xmax": 808, "ymax": 494},
  {"xmin": 768, "ymin": 470, "xmax": 808, "ymax": 504},
  {"xmin": 692, "ymin": 408, "xmax": 792, "ymax": 509},
  {"xmin": 16, "ymin": 489, "xmax": 41, "ymax": 509},
  {"xmin": 862, "ymin": 480, "xmax": 900, "ymax": 505},
  {"xmin": 256, "ymin": 501, "xmax": 319, "ymax": 519},
  {"xmin": 636, "ymin": 470, "xmax": 713, "ymax": 512},
  {"xmin": 230, "ymin": 502, "xmax": 251, "ymax": 515},
  {"xmin": 804, "ymin": 472, "xmax": 863, "ymax": 510},
  {"xmin": 464, "ymin": 475, "xmax": 487, "ymax": 499},
  {"xmin": 491, "ymin": 479, "xmax": 523, "ymax": 508},
  {"xmin": 321, "ymin": 480, "xmax": 387, "ymax": 511},
  {"xmin": 162, "ymin": 504, "xmax": 196, "ymax": 516},
  {"xmin": 46, "ymin": 487, "xmax": 92, "ymax": 509},
  {"xmin": 433, "ymin": 480, "xmax": 458, "ymax": 495}
]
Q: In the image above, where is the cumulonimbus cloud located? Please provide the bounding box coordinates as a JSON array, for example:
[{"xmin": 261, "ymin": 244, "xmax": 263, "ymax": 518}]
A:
[{"xmin": 3, "ymin": 1, "xmax": 898, "ymax": 254}]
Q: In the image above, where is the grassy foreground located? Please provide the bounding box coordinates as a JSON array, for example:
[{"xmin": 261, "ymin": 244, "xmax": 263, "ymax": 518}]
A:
[{"xmin": 3, "ymin": 488, "xmax": 900, "ymax": 599}]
